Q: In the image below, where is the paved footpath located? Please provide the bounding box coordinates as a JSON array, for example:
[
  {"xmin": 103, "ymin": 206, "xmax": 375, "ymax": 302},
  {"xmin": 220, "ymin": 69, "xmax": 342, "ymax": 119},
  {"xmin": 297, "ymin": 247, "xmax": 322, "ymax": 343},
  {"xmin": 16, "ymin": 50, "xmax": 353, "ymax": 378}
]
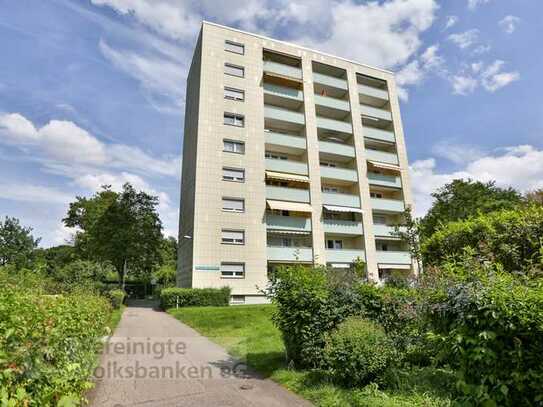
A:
[{"xmin": 87, "ymin": 305, "xmax": 312, "ymax": 407}]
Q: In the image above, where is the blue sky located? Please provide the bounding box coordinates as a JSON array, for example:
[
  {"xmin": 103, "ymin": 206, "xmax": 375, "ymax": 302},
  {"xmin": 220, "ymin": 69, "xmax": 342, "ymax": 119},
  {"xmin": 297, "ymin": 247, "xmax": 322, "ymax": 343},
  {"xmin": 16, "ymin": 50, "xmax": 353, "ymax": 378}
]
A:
[{"xmin": 1, "ymin": 0, "xmax": 542, "ymax": 247}]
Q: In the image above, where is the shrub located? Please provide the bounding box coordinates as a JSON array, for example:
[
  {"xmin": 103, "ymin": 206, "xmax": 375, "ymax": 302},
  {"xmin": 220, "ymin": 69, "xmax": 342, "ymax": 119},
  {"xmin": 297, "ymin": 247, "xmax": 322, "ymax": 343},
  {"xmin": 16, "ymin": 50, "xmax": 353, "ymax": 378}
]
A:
[
  {"xmin": 160, "ymin": 287, "xmax": 231, "ymax": 309},
  {"xmin": 323, "ymin": 318, "xmax": 395, "ymax": 387},
  {"xmin": 108, "ymin": 289, "xmax": 126, "ymax": 309},
  {"xmin": 425, "ymin": 268, "xmax": 543, "ymax": 405},
  {"xmin": 0, "ymin": 279, "xmax": 112, "ymax": 405}
]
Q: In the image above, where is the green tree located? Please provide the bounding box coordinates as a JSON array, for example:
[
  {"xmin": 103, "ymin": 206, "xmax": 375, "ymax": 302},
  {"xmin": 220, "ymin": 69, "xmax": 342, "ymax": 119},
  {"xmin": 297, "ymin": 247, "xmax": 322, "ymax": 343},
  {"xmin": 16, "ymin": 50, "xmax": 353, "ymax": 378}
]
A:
[
  {"xmin": 0, "ymin": 216, "xmax": 40, "ymax": 268},
  {"xmin": 63, "ymin": 183, "xmax": 163, "ymax": 288},
  {"xmin": 526, "ymin": 189, "xmax": 543, "ymax": 205},
  {"xmin": 393, "ymin": 206, "xmax": 423, "ymax": 273},
  {"xmin": 420, "ymin": 179, "xmax": 522, "ymax": 238},
  {"xmin": 153, "ymin": 236, "xmax": 178, "ymax": 287}
]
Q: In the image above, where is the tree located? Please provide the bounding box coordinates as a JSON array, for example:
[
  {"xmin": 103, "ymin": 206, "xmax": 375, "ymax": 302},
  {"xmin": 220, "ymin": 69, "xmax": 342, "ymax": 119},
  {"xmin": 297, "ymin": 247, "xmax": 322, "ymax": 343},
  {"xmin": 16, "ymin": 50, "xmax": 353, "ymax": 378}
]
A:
[
  {"xmin": 63, "ymin": 183, "xmax": 163, "ymax": 288},
  {"xmin": 0, "ymin": 216, "xmax": 40, "ymax": 268},
  {"xmin": 153, "ymin": 236, "xmax": 178, "ymax": 287},
  {"xmin": 420, "ymin": 179, "xmax": 522, "ymax": 239},
  {"xmin": 393, "ymin": 207, "xmax": 423, "ymax": 274},
  {"xmin": 526, "ymin": 189, "xmax": 543, "ymax": 205}
]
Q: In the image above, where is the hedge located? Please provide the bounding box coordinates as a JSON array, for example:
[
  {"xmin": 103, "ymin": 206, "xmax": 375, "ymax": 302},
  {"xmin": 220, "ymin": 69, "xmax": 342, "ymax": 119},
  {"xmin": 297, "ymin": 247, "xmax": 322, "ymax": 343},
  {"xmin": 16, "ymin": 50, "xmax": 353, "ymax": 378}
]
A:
[
  {"xmin": 160, "ymin": 287, "xmax": 231, "ymax": 309},
  {"xmin": 107, "ymin": 289, "xmax": 126, "ymax": 309}
]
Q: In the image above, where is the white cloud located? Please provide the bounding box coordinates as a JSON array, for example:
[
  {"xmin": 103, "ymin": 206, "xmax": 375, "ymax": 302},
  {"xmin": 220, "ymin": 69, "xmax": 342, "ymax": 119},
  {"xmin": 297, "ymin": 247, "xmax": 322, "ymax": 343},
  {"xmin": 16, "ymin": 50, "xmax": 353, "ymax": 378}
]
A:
[
  {"xmin": 410, "ymin": 145, "xmax": 543, "ymax": 216},
  {"xmin": 444, "ymin": 15, "xmax": 458, "ymax": 30},
  {"xmin": 0, "ymin": 113, "xmax": 39, "ymax": 143},
  {"xmin": 499, "ymin": 15, "xmax": 520, "ymax": 34},
  {"xmin": 480, "ymin": 60, "xmax": 520, "ymax": 92},
  {"xmin": 448, "ymin": 29, "xmax": 479, "ymax": 49},
  {"xmin": 450, "ymin": 60, "xmax": 519, "ymax": 95},
  {"xmin": 471, "ymin": 44, "xmax": 491, "ymax": 55},
  {"xmin": 432, "ymin": 142, "xmax": 483, "ymax": 164},
  {"xmin": 467, "ymin": 0, "xmax": 491, "ymax": 10},
  {"xmin": 452, "ymin": 74, "xmax": 478, "ymax": 95},
  {"xmin": 0, "ymin": 183, "xmax": 73, "ymax": 204}
]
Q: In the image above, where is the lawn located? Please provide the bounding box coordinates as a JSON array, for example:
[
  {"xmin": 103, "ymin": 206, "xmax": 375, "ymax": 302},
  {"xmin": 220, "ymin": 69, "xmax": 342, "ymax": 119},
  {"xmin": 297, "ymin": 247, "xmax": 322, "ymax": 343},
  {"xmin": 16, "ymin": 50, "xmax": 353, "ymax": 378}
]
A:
[{"xmin": 168, "ymin": 304, "xmax": 454, "ymax": 407}]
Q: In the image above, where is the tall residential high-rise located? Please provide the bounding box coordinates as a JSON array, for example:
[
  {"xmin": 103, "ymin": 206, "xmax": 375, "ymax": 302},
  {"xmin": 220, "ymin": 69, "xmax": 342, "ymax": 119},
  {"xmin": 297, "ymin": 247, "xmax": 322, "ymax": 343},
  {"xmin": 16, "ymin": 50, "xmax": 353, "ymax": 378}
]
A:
[{"xmin": 178, "ymin": 22, "xmax": 417, "ymax": 304}]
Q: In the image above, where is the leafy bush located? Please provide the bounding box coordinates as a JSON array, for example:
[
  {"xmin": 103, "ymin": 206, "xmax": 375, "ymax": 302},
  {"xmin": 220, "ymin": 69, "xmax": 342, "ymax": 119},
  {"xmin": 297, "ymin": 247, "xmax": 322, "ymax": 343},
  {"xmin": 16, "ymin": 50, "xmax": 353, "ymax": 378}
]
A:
[
  {"xmin": 422, "ymin": 205, "xmax": 543, "ymax": 272},
  {"xmin": 0, "ymin": 277, "xmax": 112, "ymax": 406},
  {"xmin": 425, "ymin": 267, "xmax": 543, "ymax": 405},
  {"xmin": 324, "ymin": 318, "xmax": 395, "ymax": 387},
  {"xmin": 107, "ymin": 289, "xmax": 126, "ymax": 309},
  {"xmin": 160, "ymin": 287, "xmax": 231, "ymax": 309}
]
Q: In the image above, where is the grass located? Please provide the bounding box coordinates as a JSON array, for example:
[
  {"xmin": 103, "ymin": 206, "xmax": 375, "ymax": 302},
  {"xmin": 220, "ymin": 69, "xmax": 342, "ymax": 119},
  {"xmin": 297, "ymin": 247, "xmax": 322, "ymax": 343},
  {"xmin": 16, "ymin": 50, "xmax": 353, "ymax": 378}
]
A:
[{"xmin": 168, "ymin": 304, "xmax": 454, "ymax": 407}]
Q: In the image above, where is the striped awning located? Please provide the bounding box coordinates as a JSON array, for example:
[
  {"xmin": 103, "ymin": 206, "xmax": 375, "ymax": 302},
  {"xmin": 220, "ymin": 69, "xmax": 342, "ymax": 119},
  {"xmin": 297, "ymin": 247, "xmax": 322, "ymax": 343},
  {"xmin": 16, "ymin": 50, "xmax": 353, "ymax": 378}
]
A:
[
  {"xmin": 267, "ymin": 200, "xmax": 313, "ymax": 213},
  {"xmin": 378, "ymin": 264, "xmax": 412, "ymax": 270},
  {"xmin": 267, "ymin": 230, "xmax": 311, "ymax": 235},
  {"xmin": 323, "ymin": 205, "xmax": 363, "ymax": 214},
  {"xmin": 265, "ymin": 171, "xmax": 309, "ymax": 183},
  {"xmin": 367, "ymin": 160, "xmax": 401, "ymax": 172}
]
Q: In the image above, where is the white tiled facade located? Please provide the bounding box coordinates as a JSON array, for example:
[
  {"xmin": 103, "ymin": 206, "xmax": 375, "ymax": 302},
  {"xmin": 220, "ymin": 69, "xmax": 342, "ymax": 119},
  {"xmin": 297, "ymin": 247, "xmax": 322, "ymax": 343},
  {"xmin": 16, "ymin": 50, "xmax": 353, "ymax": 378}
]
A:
[{"xmin": 178, "ymin": 22, "xmax": 417, "ymax": 304}]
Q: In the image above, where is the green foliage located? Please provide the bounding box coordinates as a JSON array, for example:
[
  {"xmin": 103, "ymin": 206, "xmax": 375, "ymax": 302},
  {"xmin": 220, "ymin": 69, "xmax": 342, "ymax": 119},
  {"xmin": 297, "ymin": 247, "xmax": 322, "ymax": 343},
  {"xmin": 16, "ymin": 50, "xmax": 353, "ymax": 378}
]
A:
[
  {"xmin": 160, "ymin": 287, "xmax": 231, "ymax": 309},
  {"xmin": 324, "ymin": 318, "xmax": 395, "ymax": 387},
  {"xmin": 0, "ymin": 216, "xmax": 41, "ymax": 269},
  {"xmin": 422, "ymin": 205, "xmax": 543, "ymax": 271},
  {"xmin": 40, "ymin": 245, "xmax": 79, "ymax": 276},
  {"xmin": 425, "ymin": 266, "xmax": 543, "ymax": 406},
  {"xmin": 107, "ymin": 289, "xmax": 126, "ymax": 309},
  {"xmin": 63, "ymin": 183, "xmax": 163, "ymax": 287},
  {"xmin": 53, "ymin": 260, "xmax": 114, "ymax": 288},
  {"xmin": 525, "ymin": 188, "xmax": 543, "ymax": 205},
  {"xmin": 0, "ymin": 273, "xmax": 112, "ymax": 406},
  {"xmin": 420, "ymin": 179, "xmax": 523, "ymax": 239}
]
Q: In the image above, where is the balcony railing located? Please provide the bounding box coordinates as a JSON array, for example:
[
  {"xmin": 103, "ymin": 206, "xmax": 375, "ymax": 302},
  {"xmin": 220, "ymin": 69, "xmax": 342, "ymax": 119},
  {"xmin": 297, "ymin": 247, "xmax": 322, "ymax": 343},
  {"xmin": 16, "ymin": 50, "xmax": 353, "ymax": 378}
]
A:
[
  {"xmin": 360, "ymin": 104, "xmax": 392, "ymax": 121},
  {"xmin": 313, "ymin": 72, "xmax": 348, "ymax": 90},
  {"xmin": 376, "ymin": 250, "xmax": 411, "ymax": 265},
  {"xmin": 373, "ymin": 224, "xmax": 403, "ymax": 238},
  {"xmin": 264, "ymin": 82, "xmax": 303, "ymax": 101},
  {"xmin": 263, "ymin": 60, "xmax": 302, "ymax": 80},
  {"xmin": 358, "ymin": 83, "xmax": 389, "ymax": 101},
  {"xmin": 363, "ymin": 127, "xmax": 395, "ymax": 143},
  {"xmin": 316, "ymin": 116, "xmax": 353, "ymax": 134},
  {"xmin": 323, "ymin": 219, "xmax": 363, "ymax": 235},
  {"xmin": 367, "ymin": 172, "xmax": 401, "ymax": 189},
  {"xmin": 326, "ymin": 249, "xmax": 366, "ymax": 263},
  {"xmin": 320, "ymin": 166, "xmax": 358, "ymax": 182},
  {"xmin": 319, "ymin": 140, "xmax": 355, "ymax": 158},
  {"xmin": 322, "ymin": 191, "xmax": 360, "ymax": 208},
  {"xmin": 365, "ymin": 149, "xmax": 399, "ymax": 165},
  {"xmin": 265, "ymin": 158, "xmax": 308, "ymax": 175},
  {"xmin": 371, "ymin": 197, "xmax": 405, "ymax": 212},
  {"xmin": 266, "ymin": 186, "xmax": 310, "ymax": 203},
  {"xmin": 314, "ymin": 94, "xmax": 350, "ymax": 112},
  {"xmin": 267, "ymin": 246, "xmax": 313, "ymax": 262},
  {"xmin": 264, "ymin": 105, "xmax": 305, "ymax": 125},
  {"xmin": 266, "ymin": 214, "xmax": 312, "ymax": 232},
  {"xmin": 265, "ymin": 131, "xmax": 306, "ymax": 151}
]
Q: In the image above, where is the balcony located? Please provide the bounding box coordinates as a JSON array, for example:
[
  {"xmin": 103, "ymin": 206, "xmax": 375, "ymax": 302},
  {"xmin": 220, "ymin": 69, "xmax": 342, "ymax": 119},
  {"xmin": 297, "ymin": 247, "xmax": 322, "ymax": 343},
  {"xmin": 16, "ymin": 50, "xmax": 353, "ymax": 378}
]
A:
[
  {"xmin": 323, "ymin": 219, "xmax": 363, "ymax": 235},
  {"xmin": 326, "ymin": 249, "xmax": 366, "ymax": 263},
  {"xmin": 371, "ymin": 198, "xmax": 405, "ymax": 213},
  {"xmin": 363, "ymin": 127, "xmax": 395, "ymax": 143},
  {"xmin": 265, "ymin": 131, "xmax": 306, "ymax": 153},
  {"xmin": 373, "ymin": 224, "xmax": 403, "ymax": 238},
  {"xmin": 314, "ymin": 95, "xmax": 350, "ymax": 112},
  {"xmin": 313, "ymin": 72, "xmax": 348, "ymax": 90},
  {"xmin": 368, "ymin": 172, "xmax": 402, "ymax": 189},
  {"xmin": 266, "ymin": 186, "xmax": 310, "ymax": 203},
  {"xmin": 376, "ymin": 250, "xmax": 411, "ymax": 265},
  {"xmin": 265, "ymin": 158, "xmax": 308, "ymax": 176},
  {"xmin": 265, "ymin": 105, "xmax": 305, "ymax": 126},
  {"xmin": 322, "ymin": 192, "xmax": 360, "ymax": 208},
  {"xmin": 316, "ymin": 117, "xmax": 353, "ymax": 134},
  {"xmin": 320, "ymin": 166, "xmax": 358, "ymax": 182},
  {"xmin": 263, "ymin": 60, "xmax": 302, "ymax": 80},
  {"xmin": 267, "ymin": 246, "xmax": 313, "ymax": 262},
  {"xmin": 358, "ymin": 83, "xmax": 389, "ymax": 101},
  {"xmin": 264, "ymin": 82, "xmax": 303, "ymax": 102},
  {"xmin": 360, "ymin": 105, "xmax": 392, "ymax": 121},
  {"xmin": 266, "ymin": 214, "xmax": 312, "ymax": 232},
  {"xmin": 319, "ymin": 140, "xmax": 355, "ymax": 158},
  {"xmin": 366, "ymin": 149, "xmax": 399, "ymax": 165}
]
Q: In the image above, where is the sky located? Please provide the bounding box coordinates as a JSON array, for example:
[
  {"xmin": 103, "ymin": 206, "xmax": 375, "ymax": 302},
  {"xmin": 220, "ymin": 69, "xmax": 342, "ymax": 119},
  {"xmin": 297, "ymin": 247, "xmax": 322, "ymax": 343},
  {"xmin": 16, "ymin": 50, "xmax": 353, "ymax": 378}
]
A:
[{"xmin": 1, "ymin": 0, "xmax": 542, "ymax": 247}]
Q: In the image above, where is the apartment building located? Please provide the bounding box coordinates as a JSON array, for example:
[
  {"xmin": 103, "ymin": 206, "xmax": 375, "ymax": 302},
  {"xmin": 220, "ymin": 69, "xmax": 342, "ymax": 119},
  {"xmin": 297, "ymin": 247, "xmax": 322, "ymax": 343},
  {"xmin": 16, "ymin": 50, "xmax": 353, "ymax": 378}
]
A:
[{"xmin": 178, "ymin": 21, "xmax": 416, "ymax": 304}]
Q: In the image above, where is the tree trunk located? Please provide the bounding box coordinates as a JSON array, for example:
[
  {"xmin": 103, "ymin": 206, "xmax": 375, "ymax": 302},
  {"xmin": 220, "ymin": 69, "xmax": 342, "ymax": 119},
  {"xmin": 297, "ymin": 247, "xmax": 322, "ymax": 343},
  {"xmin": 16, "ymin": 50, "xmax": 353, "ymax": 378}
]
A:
[{"xmin": 117, "ymin": 259, "xmax": 127, "ymax": 290}]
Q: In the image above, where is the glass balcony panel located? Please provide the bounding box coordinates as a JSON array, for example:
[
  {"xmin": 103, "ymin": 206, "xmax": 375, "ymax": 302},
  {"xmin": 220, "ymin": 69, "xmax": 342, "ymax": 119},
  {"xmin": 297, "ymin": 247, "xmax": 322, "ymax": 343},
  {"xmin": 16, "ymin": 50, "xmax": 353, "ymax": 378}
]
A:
[
  {"xmin": 373, "ymin": 224, "xmax": 402, "ymax": 237},
  {"xmin": 263, "ymin": 60, "xmax": 302, "ymax": 80},
  {"xmin": 266, "ymin": 186, "xmax": 310, "ymax": 203},
  {"xmin": 264, "ymin": 105, "xmax": 305, "ymax": 125},
  {"xmin": 320, "ymin": 166, "xmax": 358, "ymax": 182},
  {"xmin": 318, "ymin": 140, "xmax": 355, "ymax": 158},
  {"xmin": 358, "ymin": 83, "xmax": 389, "ymax": 100},
  {"xmin": 263, "ymin": 82, "xmax": 303, "ymax": 101},
  {"xmin": 313, "ymin": 72, "xmax": 348, "ymax": 90},
  {"xmin": 266, "ymin": 215, "xmax": 312, "ymax": 232},
  {"xmin": 316, "ymin": 117, "xmax": 353, "ymax": 134},
  {"xmin": 365, "ymin": 149, "xmax": 399, "ymax": 165},
  {"xmin": 266, "ymin": 158, "xmax": 308, "ymax": 175},
  {"xmin": 371, "ymin": 198, "xmax": 405, "ymax": 212},
  {"xmin": 326, "ymin": 249, "xmax": 366, "ymax": 263},
  {"xmin": 314, "ymin": 94, "xmax": 350, "ymax": 112},
  {"xmin": 323, "ymin": 219, "xmax": 363, "ymax": 235},
  {"xmin": 360, "ymin": 104, "xmax": 392, "ymax": 121},
  {"xmin": 363, "ymin": 127, "xmax": 395, "ymax": 143},
  {"xmin": 367, "ymin": 172, "xmax": 402, "ymax": 188},
  {"xmin": 376, "ymin": 250, "xmax": 412, "ymax": 265},
  {"xmin": 322, "ymin": 192, "xmax": 360, "ymax": 208},
  {"xmin": 267, "ymin": 247, "xmax": 313, "ymax": 262}
]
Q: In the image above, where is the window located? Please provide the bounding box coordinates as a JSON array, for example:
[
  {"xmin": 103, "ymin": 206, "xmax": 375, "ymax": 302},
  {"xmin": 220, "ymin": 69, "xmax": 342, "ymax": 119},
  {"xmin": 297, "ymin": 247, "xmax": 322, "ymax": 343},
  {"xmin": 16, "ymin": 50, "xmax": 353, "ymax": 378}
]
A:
[
  {"xmin": 265, "ymin": 151, "xmax": 288, "ymax": 160},
  {"xmin": 231, "ymin": 295, "xmax": 246, "ymax": 304},
  {"xmin": 370, "ymin": 192, "xmax": 383, "ymax": 199},
  {"xmin": 320, "ymin": 161, "xmax": 337, "ymax": 168},
  {"xmin": 224, "ymin": 112, "xmax": 244, "ymax": 127},
  {"xmin": 222, "ymin": 198, "xmax": 245, "ymax": 212},
  {"xmin": 222, "ymin": 167, "xmax": 245, "ymax": 182},
  {"xmin": 224, "ymin": 40, "xmax": 244, "ymax": 55},
  {"xmin": 223, "ymin": 140, "xmax": 245, "ymax": 154},
  {"xmin": 224, "ymin": 63, "xmax": 244, "ymax": 77},
  {"xmin": 322, "ymin": 186, "xmax": 340, "ymax": 193},
  {"xmin": 224, "ymin": 87, "xmax": 245, "ymax": 101},
  {"xmin": 327, "ymin": 240, "xmax": 343, "ymax": 249},
  {"xmin": 267, "ymin": 180, "xmax": 288, "ymax": 187},
  {"xmin": 373, "ymin": 215, "xmax": 387, "ymax": 224},
  {"xmin": 378, "ymin": 243, "xmax": 389, "ymax": 251},
  {"xmin": 221, "ymin": 263, "xmax": 245, "ymax": 279},
  {"xmin": 221, "ymin": 230, "xmax": 245, "ymax": 245}
]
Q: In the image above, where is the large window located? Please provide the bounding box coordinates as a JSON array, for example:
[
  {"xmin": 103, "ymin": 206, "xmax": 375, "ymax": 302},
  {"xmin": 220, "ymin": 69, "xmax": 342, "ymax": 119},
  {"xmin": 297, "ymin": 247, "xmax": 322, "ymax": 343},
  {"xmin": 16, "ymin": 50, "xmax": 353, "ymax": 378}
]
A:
[
  {"xmin": 221, "ymin": 229, "xmax": 245, "ymax": 245},
  {"xmin": 224, "ymin": 63, "xmax": 244, "ymax": 78},
  {"xmin": 221, "ymin": 262, "xmax": 245, "ymax": 279},
  {"xmin": 222, "ymin": 167, "xmax": 245, "ymax": 182},
  {"xmin": 326, "ymin": 239, "xmax": 343, "ymax": 249},
  {"xmin": 224, "ymin": 40, "xmax": 244, "ymax": 55},
  {"xmin": 224, "ymin": 112, "xmax": 244, "ymax": 127},
  {"xmin": 223, "ymin": 139, "xmax": 245, "ymax": 154},
  {"xmin": 265, "ymin": 151, "xmax": 288, "ymax": 160},
  {"xmin": 224, "ymin": 87, "xmax": 245, "ymax": 101},
  {"xmin": 222, "ymin": 198, "xmax": 245, "ymax": 213}
]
